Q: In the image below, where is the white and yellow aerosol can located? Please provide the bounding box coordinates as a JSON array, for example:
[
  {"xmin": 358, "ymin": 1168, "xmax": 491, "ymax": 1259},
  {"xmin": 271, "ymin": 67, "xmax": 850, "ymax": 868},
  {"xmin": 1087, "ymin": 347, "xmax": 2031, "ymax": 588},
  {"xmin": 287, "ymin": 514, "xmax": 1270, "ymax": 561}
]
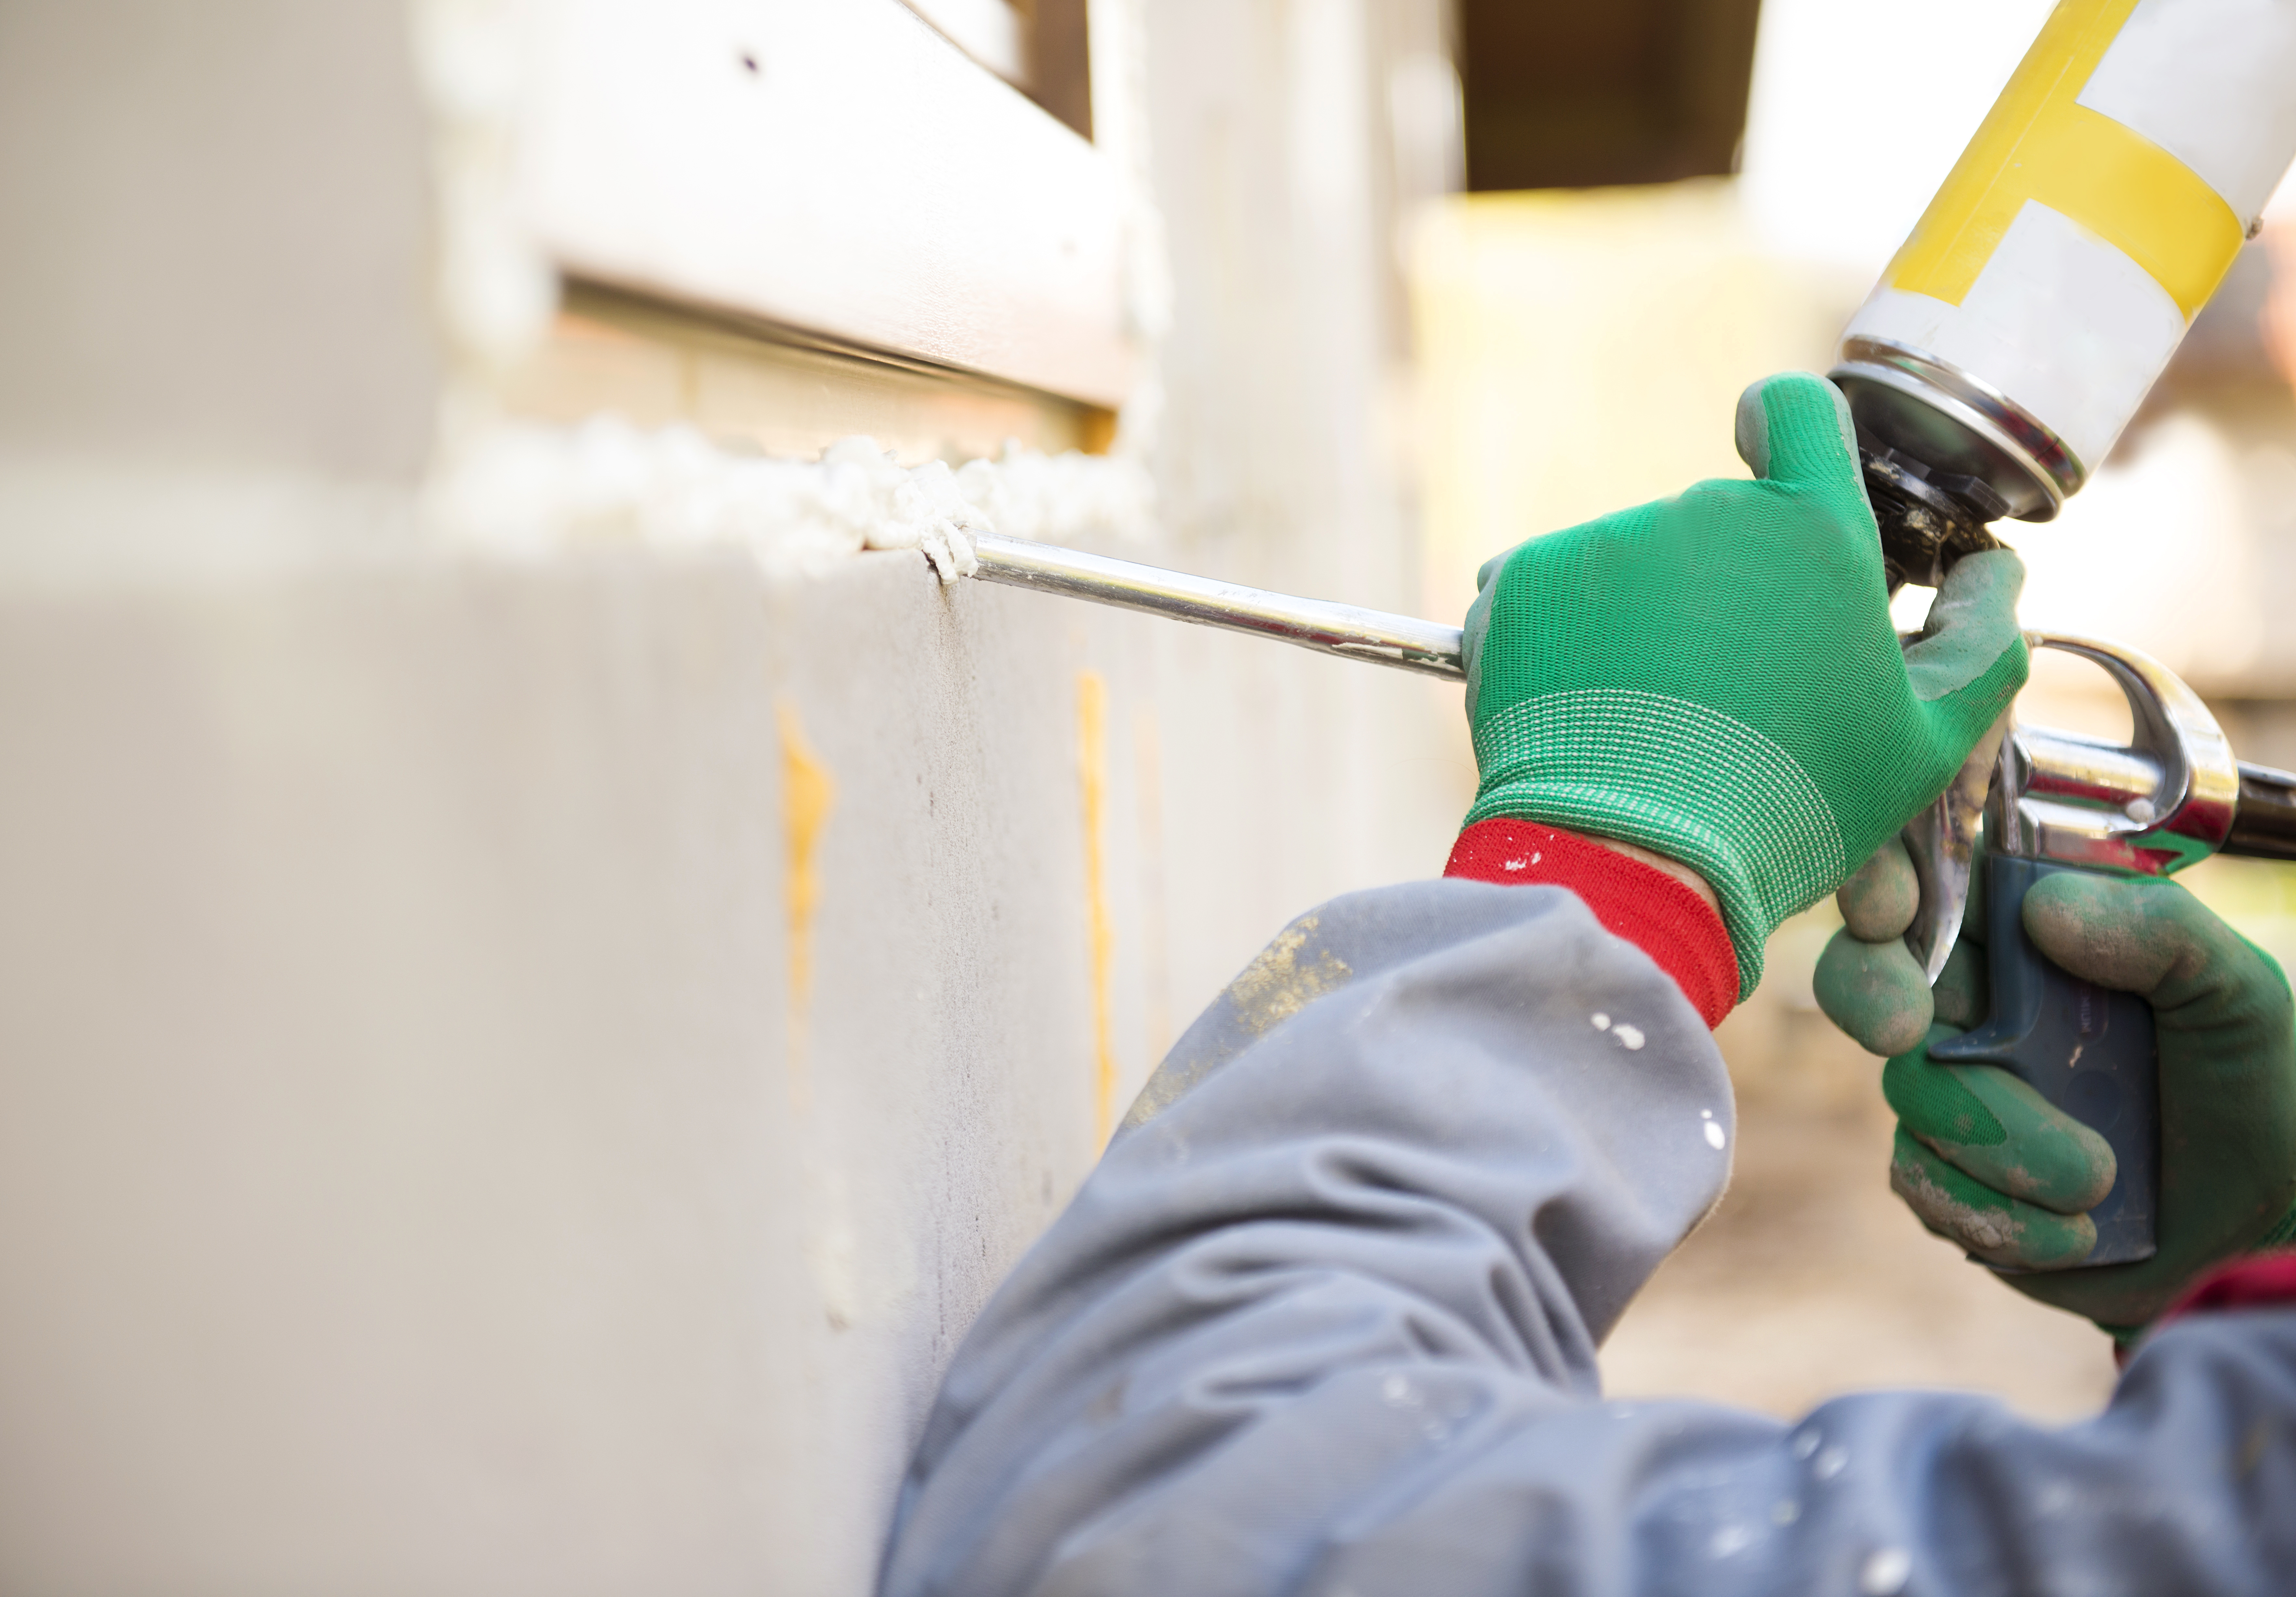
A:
[{"xmin": 1833, "ymin": 0, "xmax": 2296, "ymax": 583}]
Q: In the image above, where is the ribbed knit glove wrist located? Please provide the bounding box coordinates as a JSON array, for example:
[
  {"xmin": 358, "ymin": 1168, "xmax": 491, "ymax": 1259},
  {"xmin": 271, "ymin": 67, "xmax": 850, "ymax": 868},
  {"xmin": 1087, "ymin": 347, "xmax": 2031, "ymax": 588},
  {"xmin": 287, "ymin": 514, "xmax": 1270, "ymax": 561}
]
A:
[
  {"xmin": 1822, "ymin": 846, "xmax": 2296, "ymax": 1331},
  {"xmin": 1461, "ymin": 372, "xmax": 2030, "ymax": 996}
]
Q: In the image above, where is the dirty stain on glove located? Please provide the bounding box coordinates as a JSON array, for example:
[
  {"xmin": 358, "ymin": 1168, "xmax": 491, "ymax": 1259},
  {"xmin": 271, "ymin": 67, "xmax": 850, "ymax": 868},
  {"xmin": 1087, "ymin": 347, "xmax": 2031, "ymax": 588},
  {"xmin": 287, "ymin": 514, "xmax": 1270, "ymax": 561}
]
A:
[{"xmin": 1824, "ymin": 850, "xmax": 2296, "ymax": 1330}]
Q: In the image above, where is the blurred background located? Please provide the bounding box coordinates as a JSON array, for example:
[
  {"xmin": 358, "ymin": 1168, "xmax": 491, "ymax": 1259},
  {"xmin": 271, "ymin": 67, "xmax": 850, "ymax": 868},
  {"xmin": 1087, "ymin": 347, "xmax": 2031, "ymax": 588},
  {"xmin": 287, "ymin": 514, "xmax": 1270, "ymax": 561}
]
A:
[{"xmin": 4, "ymin": 0, "xmax": 2294, "ymax": 1588}]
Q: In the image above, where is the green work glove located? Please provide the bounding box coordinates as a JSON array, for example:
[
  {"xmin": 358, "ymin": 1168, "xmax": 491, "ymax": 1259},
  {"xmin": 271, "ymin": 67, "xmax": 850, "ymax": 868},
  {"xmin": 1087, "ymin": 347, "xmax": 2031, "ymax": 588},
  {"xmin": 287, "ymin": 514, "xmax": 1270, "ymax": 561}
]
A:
[
  {"xmin": 1825, "ymin": 850, "xmax": 2296, "ymax": 1330},
  {"xmin": 1462, "ymin": 371, "xmax": 2030, "ymax": 996},
  {"xmin": 1813, "ymin": 835, "xmax": 1980, "ymax": 1057}
]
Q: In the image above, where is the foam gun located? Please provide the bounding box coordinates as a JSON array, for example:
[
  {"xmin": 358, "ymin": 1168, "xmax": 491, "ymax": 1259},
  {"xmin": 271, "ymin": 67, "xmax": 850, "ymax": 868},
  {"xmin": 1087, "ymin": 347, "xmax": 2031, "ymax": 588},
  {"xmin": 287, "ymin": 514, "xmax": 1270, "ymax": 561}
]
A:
[{"xmin": 969, "ymin": 1, "xmax": 2296, "ymax": 1268}]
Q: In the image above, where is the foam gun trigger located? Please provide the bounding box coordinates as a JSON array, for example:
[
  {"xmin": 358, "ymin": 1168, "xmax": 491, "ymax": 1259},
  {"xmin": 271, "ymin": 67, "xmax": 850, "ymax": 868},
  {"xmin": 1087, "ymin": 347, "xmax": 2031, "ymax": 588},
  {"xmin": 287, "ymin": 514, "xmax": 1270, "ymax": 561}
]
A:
[{"xmin": 1899, "ymin": 706, "xmax": 2006, "ymax": 984}]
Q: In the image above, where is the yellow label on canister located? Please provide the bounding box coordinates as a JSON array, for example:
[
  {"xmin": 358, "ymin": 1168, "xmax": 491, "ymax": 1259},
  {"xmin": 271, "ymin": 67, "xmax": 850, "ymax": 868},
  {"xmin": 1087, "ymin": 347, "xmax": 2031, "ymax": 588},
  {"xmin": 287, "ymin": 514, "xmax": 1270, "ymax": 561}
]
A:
[{"xmin": 1888, "ymin": 0, "xmax": 2245, "ymax": 320}]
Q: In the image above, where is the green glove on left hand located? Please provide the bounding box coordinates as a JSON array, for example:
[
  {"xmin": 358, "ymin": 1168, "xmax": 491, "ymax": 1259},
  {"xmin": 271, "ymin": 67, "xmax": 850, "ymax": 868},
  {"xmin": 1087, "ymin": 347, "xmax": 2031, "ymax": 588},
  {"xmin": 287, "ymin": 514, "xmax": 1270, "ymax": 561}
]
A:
[
  {"xmin": 1462, "ymin": 372, "xmax": 2030, "ymax": 996},
  {"xmin": 1822, "ymin": 848, "xmax": 2296, "ymax": 1332}
]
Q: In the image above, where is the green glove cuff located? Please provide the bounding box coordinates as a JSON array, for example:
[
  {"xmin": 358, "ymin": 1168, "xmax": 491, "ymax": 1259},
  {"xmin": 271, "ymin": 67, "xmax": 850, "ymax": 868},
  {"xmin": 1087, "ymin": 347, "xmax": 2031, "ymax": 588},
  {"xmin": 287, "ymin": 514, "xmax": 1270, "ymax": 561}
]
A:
[
  {"xmin": 2261, "ymin": 1201, "xmax": 2296, "ymax": 1252},
  {"xmin": 1464, "ymin": 690, "xmax": 1843, "ymax": 993}
]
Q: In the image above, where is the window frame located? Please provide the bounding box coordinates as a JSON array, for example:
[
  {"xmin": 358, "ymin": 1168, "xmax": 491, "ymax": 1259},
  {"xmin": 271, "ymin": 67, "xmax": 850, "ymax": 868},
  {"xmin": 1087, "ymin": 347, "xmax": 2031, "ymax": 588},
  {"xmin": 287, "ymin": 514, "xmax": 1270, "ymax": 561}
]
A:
[{"xmin": 513, "ymin": 0, "xmax": 1136, "ymax": 408}]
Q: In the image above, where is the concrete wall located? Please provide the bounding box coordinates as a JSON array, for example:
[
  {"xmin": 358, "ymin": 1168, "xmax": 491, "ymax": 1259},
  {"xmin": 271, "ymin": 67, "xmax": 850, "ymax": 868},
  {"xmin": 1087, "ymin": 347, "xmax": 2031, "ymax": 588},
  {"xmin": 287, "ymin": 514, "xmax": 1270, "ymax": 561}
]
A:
[
  {"xmin": 0, "ymin": 1, "xmax": 1459, "ymax": 1590},
  {"xmin": 0, "ymin": 1, "xmax": 441, "ymax": 481},
  {"xmin": 0, "ymin": 554, "xmax": 1093, "ymax": 1593}
]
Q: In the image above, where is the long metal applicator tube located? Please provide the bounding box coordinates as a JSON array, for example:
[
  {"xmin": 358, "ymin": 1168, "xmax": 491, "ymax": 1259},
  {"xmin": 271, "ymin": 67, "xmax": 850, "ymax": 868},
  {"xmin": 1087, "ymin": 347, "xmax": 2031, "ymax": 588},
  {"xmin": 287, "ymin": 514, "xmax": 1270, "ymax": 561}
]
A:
[
  {"xmin": 968, "ymin": 531, "xmax": 1467, "ymax": 681},
  {"xmin": 963, "ymin": 531, "xmax": 2296, "ymax": 858}
]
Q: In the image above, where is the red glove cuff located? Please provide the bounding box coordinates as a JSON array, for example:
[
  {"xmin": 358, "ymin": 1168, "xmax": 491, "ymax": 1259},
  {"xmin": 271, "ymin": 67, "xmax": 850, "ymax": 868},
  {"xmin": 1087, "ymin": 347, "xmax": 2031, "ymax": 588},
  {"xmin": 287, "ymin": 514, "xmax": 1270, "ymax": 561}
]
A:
[
  {"xmin": 2157, "ymin": 1248, "xmax": 2296, "ymax": 1326},
  {"xmin": 2115, "ymin": 1247, "xmax": 2296, "ymax": 1367},
  {"xmin": 1445, "ymin": 817, "xmax": 1737, "ymax": 1028}
]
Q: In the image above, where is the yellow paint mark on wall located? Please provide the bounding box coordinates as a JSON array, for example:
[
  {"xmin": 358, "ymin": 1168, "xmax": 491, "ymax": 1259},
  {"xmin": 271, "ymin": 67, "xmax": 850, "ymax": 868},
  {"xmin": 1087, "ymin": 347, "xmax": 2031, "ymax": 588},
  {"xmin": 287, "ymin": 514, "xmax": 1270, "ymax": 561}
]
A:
[
  {"xmin": 1888, "ymin": 0, "xmax": 2242, "ymax": 319},
  {"xmin": 780, "ymin": 699, "xmax": 836, "ymax": 1112},
  {"xmin": 1077, "ymin": 671, "xmax": 1118, "ymax": 1149}
]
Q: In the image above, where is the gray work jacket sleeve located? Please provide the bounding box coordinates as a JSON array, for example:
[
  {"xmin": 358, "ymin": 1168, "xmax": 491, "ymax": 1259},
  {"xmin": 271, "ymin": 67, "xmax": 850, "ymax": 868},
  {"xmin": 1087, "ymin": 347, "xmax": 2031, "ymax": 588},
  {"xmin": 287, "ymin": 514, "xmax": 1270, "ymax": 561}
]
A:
[{"xmin": 877, "ymin": 880, "xmax": 2296, "ymax": 1597}]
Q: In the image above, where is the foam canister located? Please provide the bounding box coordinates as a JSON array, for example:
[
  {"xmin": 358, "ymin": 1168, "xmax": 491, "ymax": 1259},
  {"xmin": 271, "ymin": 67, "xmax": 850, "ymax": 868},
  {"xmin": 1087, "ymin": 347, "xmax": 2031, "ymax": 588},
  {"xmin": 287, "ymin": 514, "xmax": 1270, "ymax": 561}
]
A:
[{"xmin": 1832, "ymin": 0, "xmax": 2296, "ymax": 522}]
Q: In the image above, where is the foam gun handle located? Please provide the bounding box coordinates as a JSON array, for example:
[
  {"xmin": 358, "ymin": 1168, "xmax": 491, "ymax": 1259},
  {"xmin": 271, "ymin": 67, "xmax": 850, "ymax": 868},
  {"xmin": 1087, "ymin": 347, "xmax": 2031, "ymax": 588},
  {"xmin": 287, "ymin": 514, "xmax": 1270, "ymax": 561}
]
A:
[
  {"xmin": 1905, "ymin": 632, "xmax": 2259, "ymax": 1271},
  {"xmin": 1929, "ymin": 855, "xmax": 2160, "ymax": 1265}
]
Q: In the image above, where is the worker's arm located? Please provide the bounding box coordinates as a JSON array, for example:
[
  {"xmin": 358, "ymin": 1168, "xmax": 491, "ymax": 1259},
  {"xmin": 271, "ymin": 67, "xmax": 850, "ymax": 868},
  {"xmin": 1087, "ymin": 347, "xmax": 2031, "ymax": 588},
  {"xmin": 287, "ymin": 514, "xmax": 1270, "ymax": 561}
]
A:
[
  {"xmin": 881, "ymin": 375, "xmax": 2293, "ymax": 1594},
  {"xmin": 880, "ymin": 876, "xmax": 2296, "ymax": 1595}
]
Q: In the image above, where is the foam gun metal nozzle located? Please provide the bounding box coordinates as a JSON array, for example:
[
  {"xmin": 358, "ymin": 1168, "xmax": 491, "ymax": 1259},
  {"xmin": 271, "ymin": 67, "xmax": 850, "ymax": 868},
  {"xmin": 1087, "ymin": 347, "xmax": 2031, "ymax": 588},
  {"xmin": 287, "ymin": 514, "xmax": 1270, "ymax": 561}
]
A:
[
  {"xmin": 966, "ymin": 532, "xmax": 2296, "ymax": 873},
  {"xmin": 969, "ymin": 532, "xmax": 1465, "ymax": 679}
]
